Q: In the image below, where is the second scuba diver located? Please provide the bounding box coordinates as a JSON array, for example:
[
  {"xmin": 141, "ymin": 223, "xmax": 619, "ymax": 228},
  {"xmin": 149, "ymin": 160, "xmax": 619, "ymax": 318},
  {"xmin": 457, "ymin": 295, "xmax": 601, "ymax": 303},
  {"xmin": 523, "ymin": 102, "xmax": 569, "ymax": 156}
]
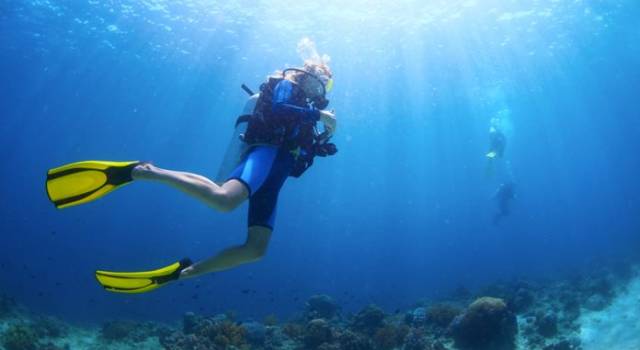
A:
[
  {"xmin": 45, "ymin": 43, "xmax": 338, "ymax": 293},
  {"xmin": 493, "ymin": 182, "xmax": 515, "ymax": 225}
]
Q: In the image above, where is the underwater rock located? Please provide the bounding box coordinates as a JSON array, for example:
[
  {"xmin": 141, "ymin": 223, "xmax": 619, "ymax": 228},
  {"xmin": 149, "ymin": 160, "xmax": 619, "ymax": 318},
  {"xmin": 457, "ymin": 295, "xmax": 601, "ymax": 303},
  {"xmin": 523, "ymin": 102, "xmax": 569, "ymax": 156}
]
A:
[
  {"xmin": 535, "ymin": 312, "xmax": 558, "ymax": 337},
  {"xmin": 450, "ymin": 297, "xmax": 517, "ymax": 350},
  {"xmin": 426, "ymin": 303, "xmax": 463, "ymax": 329},
  {"xmin": 543, "ymin": 338, "xmax": 580, "ymax": 350},
  {"xmin": 101, "ymin": 320, "xmax": 137, "ymax": 341},
  {"xmin": 1, "ymin": 324, "xmax": 39, "ymax": 350},
  {"xmin": 583, "ymin": 276, "xmax": 613, "ymax": 297},
  {"xmin": 305, "ymin": 294, "xmax": 340, "ymax": 320},
  {"xmin": 560, "ymin": 292, "xmax": 581, "ymax": 319},
  {"xmin": 510, "ymin": 287, "xmax": 535, "ymax": 313},
  {"xmin": 101, "ymin": 320, "xmax": 170, "ymax": 343},
  {"xmin": 351, "ymin": 304, "xmax": 386, "ymax": 335},
  {"xmin": 304, "ymin": 318, "xmax": 333, "ymax": 349},
  {"xmin": 241, "ymin": 320, "xmax": 266, "ymax": 345},
  {"xmin": 33, "ymin": 315, "xmax": 69, "ymax": 338},
  {"xmin": 0, "ymin": 294, "xmax": 15, "ymax": 317},
  {"xmin": 583, "ymin": 293, "xmax": 609, "ymax": 311}
]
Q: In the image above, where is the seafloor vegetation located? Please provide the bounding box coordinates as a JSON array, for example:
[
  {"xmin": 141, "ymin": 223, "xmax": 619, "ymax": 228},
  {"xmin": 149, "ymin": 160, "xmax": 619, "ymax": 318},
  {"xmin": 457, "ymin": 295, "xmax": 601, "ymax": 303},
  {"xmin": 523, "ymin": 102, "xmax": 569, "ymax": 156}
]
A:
[{"xmin": 1, "ymin": 262, "xmax": 637, "ymax": 350}]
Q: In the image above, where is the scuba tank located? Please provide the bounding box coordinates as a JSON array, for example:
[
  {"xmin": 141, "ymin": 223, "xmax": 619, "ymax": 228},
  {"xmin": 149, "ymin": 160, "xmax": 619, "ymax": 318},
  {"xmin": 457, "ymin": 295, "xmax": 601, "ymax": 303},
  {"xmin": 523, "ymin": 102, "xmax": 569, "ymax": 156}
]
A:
[{"xmin": 214, "ymin": 91, "xmax": 258, "ymax": 184}]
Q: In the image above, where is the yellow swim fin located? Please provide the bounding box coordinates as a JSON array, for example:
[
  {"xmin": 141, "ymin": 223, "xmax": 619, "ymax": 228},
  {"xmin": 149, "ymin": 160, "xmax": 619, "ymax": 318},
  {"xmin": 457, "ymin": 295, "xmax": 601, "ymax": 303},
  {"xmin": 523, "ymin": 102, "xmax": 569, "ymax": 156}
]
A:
[
  {"xmin": 46, "ymin": 160, "xmax": 139, "ymax": 209},
  {"xmin": 95, "ymin": 258, "xmax": 193, "ymax": 294}
]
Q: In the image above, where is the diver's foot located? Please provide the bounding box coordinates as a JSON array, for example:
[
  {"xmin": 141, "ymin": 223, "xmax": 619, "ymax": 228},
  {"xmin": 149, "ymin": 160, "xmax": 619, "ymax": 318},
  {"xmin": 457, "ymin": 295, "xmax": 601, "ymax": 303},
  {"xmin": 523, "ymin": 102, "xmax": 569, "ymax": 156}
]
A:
[
  {"xmin": 132, "ymin": 162, "xmax": 161, "ymax": 180},
  {"xmin": 179, "ymin": 265, "xmax": 196, "ymax": 279}
]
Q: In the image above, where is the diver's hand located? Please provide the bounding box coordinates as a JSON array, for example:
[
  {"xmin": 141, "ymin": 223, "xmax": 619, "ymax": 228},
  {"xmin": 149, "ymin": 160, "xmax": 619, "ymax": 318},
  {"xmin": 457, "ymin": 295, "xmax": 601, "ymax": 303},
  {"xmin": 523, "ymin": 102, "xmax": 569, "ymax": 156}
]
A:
[{"xmin": 320, "ymin": 110, "xmax": 337, "ymax": 135}]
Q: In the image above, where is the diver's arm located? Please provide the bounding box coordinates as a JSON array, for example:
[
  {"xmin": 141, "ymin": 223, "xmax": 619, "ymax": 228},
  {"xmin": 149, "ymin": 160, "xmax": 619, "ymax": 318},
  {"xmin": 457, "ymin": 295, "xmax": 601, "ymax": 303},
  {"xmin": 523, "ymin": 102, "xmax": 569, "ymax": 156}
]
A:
[{"xmin": 271, "ymin": 79, "xmax": 320, "ymax": 123}]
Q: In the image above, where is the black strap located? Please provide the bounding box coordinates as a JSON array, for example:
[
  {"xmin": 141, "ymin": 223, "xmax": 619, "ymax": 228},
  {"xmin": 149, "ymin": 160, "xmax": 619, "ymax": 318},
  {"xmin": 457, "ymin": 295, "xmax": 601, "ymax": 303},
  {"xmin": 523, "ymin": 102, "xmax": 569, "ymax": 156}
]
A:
[
  {"xmin": 235, "ymin": 114, "xmax": 251, "ymax": 128},
  {"xmin": 241, "ymin": 84, "xmax": 254, "ymax": 96}
]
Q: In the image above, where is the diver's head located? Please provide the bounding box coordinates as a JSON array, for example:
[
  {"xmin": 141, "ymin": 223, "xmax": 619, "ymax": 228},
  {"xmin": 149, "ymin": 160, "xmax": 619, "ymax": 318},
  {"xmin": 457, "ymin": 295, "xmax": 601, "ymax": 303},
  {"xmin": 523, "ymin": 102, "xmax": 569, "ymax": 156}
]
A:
[
  {"xmin": 293, "ymin": 38, "xmax": 333, "ymax": 101},
  {"xmin": 283, "ymin": 62, "xmax": 333, "ymax": 100},
  {"xmin": 303, "ymin": 61, "xmax": 333, "ymax": 93}
]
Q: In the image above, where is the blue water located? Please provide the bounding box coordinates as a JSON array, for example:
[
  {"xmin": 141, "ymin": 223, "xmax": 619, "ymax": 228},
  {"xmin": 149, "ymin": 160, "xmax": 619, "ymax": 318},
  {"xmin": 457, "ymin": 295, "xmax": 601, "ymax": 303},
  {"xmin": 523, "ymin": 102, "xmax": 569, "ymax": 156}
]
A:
[{"xmin": 1, "ymin": 0, "xmax": 639, "ymax": 324}]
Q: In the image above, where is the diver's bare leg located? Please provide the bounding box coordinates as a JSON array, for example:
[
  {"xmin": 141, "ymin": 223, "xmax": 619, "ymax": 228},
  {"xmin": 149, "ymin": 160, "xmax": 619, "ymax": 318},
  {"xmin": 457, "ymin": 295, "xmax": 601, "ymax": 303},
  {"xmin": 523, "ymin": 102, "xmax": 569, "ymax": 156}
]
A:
[
  {"xmin": 179, "ymin": 226, "xmax": 272, "ymax": 279},
  {"xmin": 132, "ymin": 163, "xmax": 248, "ymax": 212}
]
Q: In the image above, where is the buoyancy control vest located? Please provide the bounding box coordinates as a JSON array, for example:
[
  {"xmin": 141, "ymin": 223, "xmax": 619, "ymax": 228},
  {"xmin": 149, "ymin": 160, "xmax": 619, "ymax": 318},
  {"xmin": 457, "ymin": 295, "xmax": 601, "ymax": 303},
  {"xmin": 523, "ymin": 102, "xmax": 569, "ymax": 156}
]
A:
[{"xmin": 239, "ymin": 76, "xmax": 337, "ymax": 177}]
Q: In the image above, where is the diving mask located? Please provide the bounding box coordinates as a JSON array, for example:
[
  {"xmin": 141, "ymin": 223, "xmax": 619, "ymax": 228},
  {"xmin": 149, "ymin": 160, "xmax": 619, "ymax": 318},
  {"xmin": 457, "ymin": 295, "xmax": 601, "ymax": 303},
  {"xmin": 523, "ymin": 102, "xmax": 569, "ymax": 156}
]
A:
[{"xmin": 283, "ymin": 68, "xmax": 333, "ymax": 98}]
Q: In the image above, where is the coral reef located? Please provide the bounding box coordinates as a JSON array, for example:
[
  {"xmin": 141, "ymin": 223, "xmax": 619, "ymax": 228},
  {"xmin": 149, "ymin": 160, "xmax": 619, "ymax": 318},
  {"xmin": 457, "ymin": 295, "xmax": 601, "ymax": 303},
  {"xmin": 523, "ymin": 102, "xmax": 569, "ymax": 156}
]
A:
[
  {"xmin": 101, "ymin": 319, "xmax": 170, "ymax": 343},
  {"xmin": 305, "ymin": 294, "xmax": 341, "ymax": 320},
  {"xmin": 304, "ymin": 318, "xmax": 333, "ymax": 348},
  {"xmin": 0, "ymin": 294, "xmax": 15, "ymax": 318},
  {"xmin": 0, "ymin": 262, "xmax": 637, "ymax": 350},
  {"xmin": 160, "ymin": 312, "xmax": 248, "ymax": 350},
  {"xmin": 241, "ymin": 320, "xmax": 266, "ymax": 346},
  {"xmin": 372, "ymin": 323, "xmax": 408, "ymax": 350},
  {"xmin": 426, "ymin": 303, "xmax": 463, "ymax": 329},
  {"xmin": 33, "ymin": 316, "xmax": 68, "ymax": 338},
  {"xmin": 450, "ymin": 297, "xmax": 517, "ymax": 350},
  {"xmin": 351, "ymin": 304, "xmax": 386, "ymax": 335},
  {"xmin": 336, "ymin": 329, "xmax": 371, "ymax": 350},
  {"xmin": 1, "ymin": 324, "xmax": 39, "ymax": 350}
]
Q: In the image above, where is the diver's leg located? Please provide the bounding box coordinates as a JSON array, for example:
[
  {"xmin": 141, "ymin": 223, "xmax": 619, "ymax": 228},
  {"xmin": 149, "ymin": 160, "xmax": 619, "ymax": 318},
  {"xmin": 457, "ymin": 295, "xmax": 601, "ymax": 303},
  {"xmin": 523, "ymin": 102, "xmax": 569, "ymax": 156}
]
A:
[
  {"xmin": 179, "ymin": 226, "xmax": 272, "ymax": 278},
  {"xmin": 180, "ymin": 148, "xmax": 290, "ymax": 279},
  {"xmin": 132, "ymin": 163, "xmax": 248, "ymax": 212}
]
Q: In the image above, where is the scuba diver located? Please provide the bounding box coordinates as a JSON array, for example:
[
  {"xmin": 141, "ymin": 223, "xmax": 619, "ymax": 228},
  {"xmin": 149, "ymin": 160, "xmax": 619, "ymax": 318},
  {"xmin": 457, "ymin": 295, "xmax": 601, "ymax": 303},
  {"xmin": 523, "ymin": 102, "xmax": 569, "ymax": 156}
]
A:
[
  {"xmin": 45, "ymin": 44, "xmax": 338, "ymax": 293},
  {"xmin": 493, "ymin": 182, "xmax": 515, "ymax": 225},
  {"xmin": 486, "ymin": 124, "xmax": 506, "ymax": 159},
  {"xmin": 485, "ymin": 120, "xmax": 507, "ymax": 178}
]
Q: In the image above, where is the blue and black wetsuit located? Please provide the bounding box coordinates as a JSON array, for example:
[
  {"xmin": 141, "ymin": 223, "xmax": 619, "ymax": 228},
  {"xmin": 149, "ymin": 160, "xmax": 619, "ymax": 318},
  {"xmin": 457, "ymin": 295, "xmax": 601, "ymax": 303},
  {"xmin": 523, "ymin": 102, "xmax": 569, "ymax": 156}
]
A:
[{"xmin": 227, "ymin": 79, "xmax": 319, "ymax": 230}]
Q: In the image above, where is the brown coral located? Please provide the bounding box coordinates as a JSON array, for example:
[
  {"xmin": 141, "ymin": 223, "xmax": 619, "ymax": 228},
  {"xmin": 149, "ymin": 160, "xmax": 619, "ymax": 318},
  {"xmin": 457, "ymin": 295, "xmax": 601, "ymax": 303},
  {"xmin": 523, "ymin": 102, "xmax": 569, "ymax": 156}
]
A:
[
  {"xmin": 426, "ymin": 303, "xmax": 463, "ymax": 328},
  {"xmin": 450, "ymin": 297, "xmax": 517, "ymax": 350}
]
